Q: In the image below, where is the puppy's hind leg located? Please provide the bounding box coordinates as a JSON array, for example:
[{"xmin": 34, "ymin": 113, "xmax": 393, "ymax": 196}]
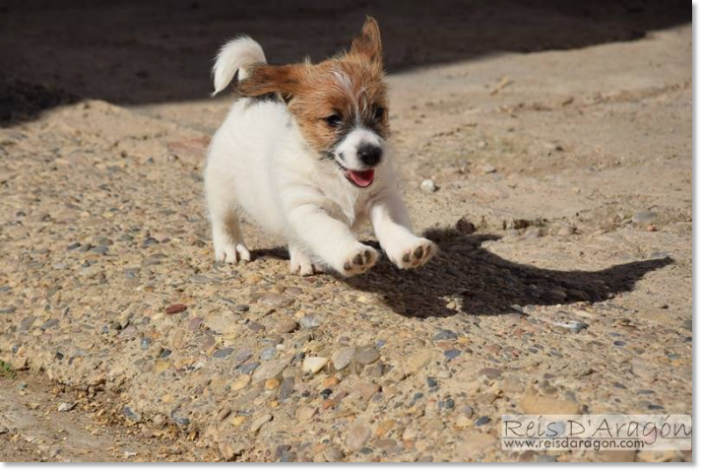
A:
[
  {"xmin": 210, "ymin": 205, "xmax": 251, "ymax": 264},
  {"xmin": 289, "ymin": 244, "xmax": 324, "ymax": 276}
]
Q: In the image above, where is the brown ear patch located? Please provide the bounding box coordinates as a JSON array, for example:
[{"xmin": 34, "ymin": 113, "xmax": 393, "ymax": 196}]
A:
[
  {"xmin": 350, "ymin": 17, "xmax": 382, "ymax": 64},
  {"xmin": 237, "ymin": 64, "xmax": 304, "ymax": 99}
]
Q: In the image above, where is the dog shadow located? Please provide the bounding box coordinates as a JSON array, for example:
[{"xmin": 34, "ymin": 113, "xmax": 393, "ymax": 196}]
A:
[{"xmin": 337, "ymin": 229, "xmax": 674, "ymax": 318}]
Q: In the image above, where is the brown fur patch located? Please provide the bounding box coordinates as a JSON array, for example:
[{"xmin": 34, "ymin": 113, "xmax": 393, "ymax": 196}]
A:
[{"xmin": 236, "ymin": 17, "xmax": 389, "ymax": 155}]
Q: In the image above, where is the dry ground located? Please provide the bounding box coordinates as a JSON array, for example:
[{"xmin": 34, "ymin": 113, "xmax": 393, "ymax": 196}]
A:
[{"xmin": 0, "ymin": 0, "xmax": 692, "ymax": 463}]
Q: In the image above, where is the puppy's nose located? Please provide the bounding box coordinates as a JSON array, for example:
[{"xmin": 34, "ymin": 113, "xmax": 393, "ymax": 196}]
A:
[{"xmin": 358, "ymin": 143, "xmax": 383, "ymax": 167}]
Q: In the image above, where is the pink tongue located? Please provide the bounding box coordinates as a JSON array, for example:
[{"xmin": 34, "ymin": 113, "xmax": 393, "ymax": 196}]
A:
[{"xmin": 346, "ymin": 169, "xmax": 375, "ymax": 187}]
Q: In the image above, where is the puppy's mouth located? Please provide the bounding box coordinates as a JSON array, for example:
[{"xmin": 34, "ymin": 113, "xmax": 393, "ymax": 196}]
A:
[{"xmin": 335, "ymin": 162, "xmax": 375, "ymax": 188}]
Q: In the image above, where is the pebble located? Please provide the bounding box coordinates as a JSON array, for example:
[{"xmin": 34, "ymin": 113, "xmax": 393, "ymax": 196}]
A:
[
  {"xmin": 303, "ymin": 356, "xmax": 328, "ymax": 375},
  {"xmin": 405, "ymin": 350, "xmax": 434, "ymax": 374},
  {"xmin": 346, "ymin": 422, "xmax": 372, "ymax": 451},
  {"xmin": 420, "ymin": 179, "xmax": 438, "ymax": 192},
  {"xmin": 332, "ymin": 347, "xmax": 356, "ymax": 371},
  {"xmin": 259, "ymin": 293, "xmax": 294, "ymax": 308},
  {"xmin": 165, "ymin": 304, "xmax": 187, "ymax": 315},
  {"xmin": 123, "ymin": 406, "xmax": 141, "ymax": 421},
  {"xmin": 478, "ymin": 368, "xmax": 502, "ymax": 379},
  {"xmin": 170, "ymin": 409, "xmax": 190, "ymax": 426},
  {"xmin": 444, "ymin": 349, "xmax": 462, "ymax": 360},
  {"xmin": 252, "ymin": 357, "xmax": 292, "ymax": 382},
  {"xmin": 323, "ymin": 447, "xmax": 344, "ymax": 462},
  {"xmin": 299, "ymin": 314, "xmax": 323, "ymax": 329},
  {"xmin": 231, "ymin": 375, "xmax": 251, "ymax": 391},
  {"xmin": 213, "ymin": 347, "xmax": 235, "ymax": 359},
  {"xmin": 265, "ymin": 378, "xmax": 280, "ymax": 390},
  {"xmin": 41, "ymin": 319, "xmax": 59, "ymax": 330},
  {"xmin": 474, "ymin": 415, "xmax": 491, "ymax": 427},
  {"xmin": 434, "ymin": 330, "xmax": 458, "ymax": 341},
  {"xmin": 250, "ymin": 414, "xmax": 273, "ymax": 433},
  {"xmin": 57, "ymin": 402, "xmax": 76, "ymax": 412},
  {"xmin": 274, "ymin": 318, "xmax": 298, "ymax": 334},
  {"xmin": 354, "ymin": 346, "xmax": 380, "ymax": 365},
  {"xmin": 481, "ymin": 164, "xmax": 496, "ymax": 174},
  {"xmin": 240, "ymin": 362, "xmax": 260, "ymax": 375},
  {"xmin": 260, "ymin": 347, "xmax": 277, "ymax": 361},
  {"xmin": 233, "ymin": 348, "xmax": 254, "ymax": 367}
]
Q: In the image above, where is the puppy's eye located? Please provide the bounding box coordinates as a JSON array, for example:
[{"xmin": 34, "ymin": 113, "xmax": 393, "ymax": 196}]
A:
[
  {"xmin": 325, "ymin": 114, "xmax": 342, "ymax": 127},
  {"xmin": 373, "ymin": 106, "xmax": 386, "ymax": 121}
]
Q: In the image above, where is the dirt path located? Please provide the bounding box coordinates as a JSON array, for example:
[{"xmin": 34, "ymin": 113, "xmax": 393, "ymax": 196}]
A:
[
  {"xmin": 0, "ymin": 1, "xmax": 692, "ymax": 463},
  {"xmin": 0, "ymin": 372, "xmax": 216, "ymax": 462}
]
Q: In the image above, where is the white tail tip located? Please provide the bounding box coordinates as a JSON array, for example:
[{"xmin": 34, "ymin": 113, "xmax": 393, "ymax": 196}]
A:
[{"xmin": 212, "ymin": 36, "xmax": 266, "ymax": 96}]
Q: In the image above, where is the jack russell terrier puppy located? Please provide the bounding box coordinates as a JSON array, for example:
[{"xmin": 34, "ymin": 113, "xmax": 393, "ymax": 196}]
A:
[{"xmin": 205, "ymin": 17, "xmax": 437, "ymax": 277}]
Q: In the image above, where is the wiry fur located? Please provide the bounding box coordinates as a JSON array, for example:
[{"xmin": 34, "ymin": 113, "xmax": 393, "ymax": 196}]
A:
[{"xmin": 205, "ymin": 18, "xmax": 437, "ymax": 276}]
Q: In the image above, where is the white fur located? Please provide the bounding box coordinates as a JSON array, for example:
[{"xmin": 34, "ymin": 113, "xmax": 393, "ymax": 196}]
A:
[
  {"xmin": 212, "ymin": 36, "xmax": 266, "ymax": 95},
  {"xmin": 205, "ymin": 39, "xmax": 437, "ymax": 276}
]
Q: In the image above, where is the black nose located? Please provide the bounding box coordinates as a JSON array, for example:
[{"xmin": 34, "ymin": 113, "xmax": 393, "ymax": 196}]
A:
[{"xmin": 358, "ymin": 144, "xmax": 383, "ymax": 167}]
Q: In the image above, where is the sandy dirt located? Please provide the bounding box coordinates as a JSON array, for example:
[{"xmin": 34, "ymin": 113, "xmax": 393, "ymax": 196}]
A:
[{"xmin": 0, "ymin": 0, "xmax": 692, "ymax": 463}]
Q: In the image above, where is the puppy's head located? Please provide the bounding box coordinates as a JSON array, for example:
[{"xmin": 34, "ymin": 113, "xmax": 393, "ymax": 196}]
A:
[{"xmin": 237, "ymin": 17, "xmax": 389, "ymax": 188}]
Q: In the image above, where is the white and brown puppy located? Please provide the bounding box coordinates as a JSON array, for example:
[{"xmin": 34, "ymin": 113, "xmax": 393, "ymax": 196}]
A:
[{"xmin": 205, "ymin": 17, "xmax": 437, "ymax": 277}]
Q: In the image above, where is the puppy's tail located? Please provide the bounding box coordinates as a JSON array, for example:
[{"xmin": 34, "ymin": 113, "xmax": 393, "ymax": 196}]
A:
[{"xmin": 212, "ymin": 36, "xmax": 266, "ymax": 96}]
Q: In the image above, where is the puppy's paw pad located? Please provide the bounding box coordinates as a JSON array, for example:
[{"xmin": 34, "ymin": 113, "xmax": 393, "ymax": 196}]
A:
[
  {"xmin": 341, "ymin": 246, "xmax": 378, "ymax": 277},
  {"xmin": 395, "ymin": 239, "xmax": 437, "ymax": 269}
]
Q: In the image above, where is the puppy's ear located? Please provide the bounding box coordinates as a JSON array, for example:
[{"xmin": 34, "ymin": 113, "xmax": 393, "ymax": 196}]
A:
[
  {"xmin": 236, "ymin": 64, "xmax": 303, "ymax": 101},
  {"xmin": 350, "ymin": 16, "xmax": 383, "ymax": 64}
]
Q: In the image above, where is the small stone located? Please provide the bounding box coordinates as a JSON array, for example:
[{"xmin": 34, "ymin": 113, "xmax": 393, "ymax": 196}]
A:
[
  {"xmin": 154, "ymin": 360, "xmax": 171, "ymax": 374},
  {"xmin": 213, "ymin": 347, "xmax": 235, "ymax": 359},
  {"xmin": 250, "ymin": 414, "xmax": 273, "ymax": 433},
  {"xmin": 444, "ymin": 348, "xmax": 462, "ymax": 360},
  {"xmin": 323, "ymin": 446, "xmax": 344, "ymax": 462},
  {"xmin": 353, "ymin": 382, "xmax": 380, "ymax": 401},
  {"xmin": 478, "ymin": 368, "xmax": 503, "ymax": 379},
  {"xmin": 303, "ymin": 356, "xmax": 328, "ymax": 375},
  {"xmin": 274, "ymin": 318, "xmax": 298, "ymax": 334},
  {"xmin": 299, "ymin": 314, "xmax": 322, "ymax": 329},
  {"xmin": 354, "ymin": 346, "xmax": 380, "ymax": 365},
  {"xmin": 123, "ymin": 406, "xmax": 141, "ymax": 421},
  {"xmin": 231, "ymin": 375, "xmax": 251, "ymax": 391},
  {"xmin": 420, "ymin": 179, "xmax": 438, "ymax": 192},
  {"xmin": 322, "ymin": 376, "xmax": 340, "ymax": 389},
  {"xmin": 259, "ymin": 293, "xmax": 294, "ymax": 308},
  {"xmin": 58, "ymin": 402, "xmax": 77, "ymax": 412},
  {"xmin": 481, "ymin": 164, "xmax": 496, "ymax": 174},
  {"xmin": 260, "ymin": 347, "xmax": 277, "ymax": 361},
  {"xmin": 332, "ymin": 347, "xmax": 356, "ymax": 371},
  {"xmin": 405, "ymin": 350, "xmax": 434, "ymax": 374},
  {"xmin": 434, "ymin": 330, "xmax": 458, "ymax": 341},
  {"xmin": 346, "ymin": 422, "xmax": 372, "ymax": 451},
  {"xmin": 252, "ymin": 356, "xmax": 292, "ymax": 382},
  {"xmin": 474, "ymin": 415, "xmax": 491, "ymax": 427},
  {"xmin": 233, "ymin": 348, "xmax": 254, "ymax": 367},
  {"xmin": 165, "ymin": 304, "xmax": 187, "ymax": 315},
  {"xmin": 170, "ymin": 409, "xmax": 190, "ymax": 426},
  {"xmin": 187, "ymin": 317, "xmax": 203, "ymax": 331},
  {"xmin": 426, "ymin": 376, "xmax": 438, "ymax": 389},
  {"xmin": 477, "ymin": 140, "xmax": 488, "ymax": 149},
  {"xmin": 265, "ymin": 378, "xmax": 281, "ymax": 390},
  {"xmin": 41, "ymin": 319, "xmax": 59, "ymax": 330},
  {"xmin": 240, "ymin": 362, "xmax": 260, "ymax": 375}
]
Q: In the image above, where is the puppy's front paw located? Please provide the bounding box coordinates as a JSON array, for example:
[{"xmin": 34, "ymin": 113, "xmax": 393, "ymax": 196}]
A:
[
  {"xmin": 339, "ymin": 245, "xmax": 378, "ymax": 277},
  {"xmin": 214, "ymin": 243, "xmax": 251, "ymax": 264},
  {"xmin": 390, "ymin": 238, "xmax": 437, "ymax": 269}
]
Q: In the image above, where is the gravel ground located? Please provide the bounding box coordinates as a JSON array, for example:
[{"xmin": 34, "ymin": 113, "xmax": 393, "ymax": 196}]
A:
[{"xmin": 0, "ymin": 0, "xmax": 692, "ymax": 462}]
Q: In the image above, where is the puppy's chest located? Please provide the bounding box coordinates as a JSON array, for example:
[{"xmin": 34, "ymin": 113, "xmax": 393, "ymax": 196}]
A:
[{"xmin": 319, "ymin": 187, "xmax": 370, "ymax": 228}]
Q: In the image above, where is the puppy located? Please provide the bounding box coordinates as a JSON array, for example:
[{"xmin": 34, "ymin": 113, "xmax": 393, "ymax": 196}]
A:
[{"xmin": 205, "ymin": 17, "xmax": 437, "ymax": 277}]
